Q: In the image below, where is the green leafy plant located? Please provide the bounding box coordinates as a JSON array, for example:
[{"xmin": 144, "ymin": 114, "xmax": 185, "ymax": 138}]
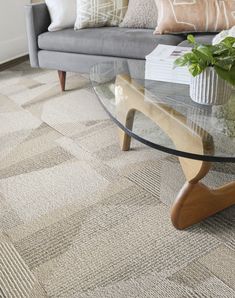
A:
[{"xmin": 174, "ymin": 34, "xmax": 235, "ymax": 86}]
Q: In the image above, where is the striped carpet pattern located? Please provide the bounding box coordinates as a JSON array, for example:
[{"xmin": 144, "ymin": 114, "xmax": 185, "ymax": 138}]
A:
[
  {"xmin": 0, "ymin": 62, "xmax": 234, "ymax": 297},
  {"xmin": 0, "ymin": 232, "xmax": 46, "ymax": 297}
]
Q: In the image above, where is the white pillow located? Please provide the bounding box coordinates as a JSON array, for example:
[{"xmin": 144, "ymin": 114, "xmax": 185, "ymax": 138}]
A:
[
  {"xmin": 45, "ymin": 0, "xmax": 77, "ymax": 32},
  {"xmin": 213, "ymin": 26, "xmax": 235, "ymax": 45}
]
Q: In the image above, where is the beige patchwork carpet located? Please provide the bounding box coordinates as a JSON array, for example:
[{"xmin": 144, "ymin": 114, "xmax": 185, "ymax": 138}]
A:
[{"xmin": 0, "ymin": 61, "xmax": 234, "ymax": 298}]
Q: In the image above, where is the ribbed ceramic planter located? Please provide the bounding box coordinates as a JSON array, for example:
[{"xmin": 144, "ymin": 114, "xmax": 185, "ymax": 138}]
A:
[{"xmin": 190, "ymin": 67, "xmax": 232, "ymax": 105}]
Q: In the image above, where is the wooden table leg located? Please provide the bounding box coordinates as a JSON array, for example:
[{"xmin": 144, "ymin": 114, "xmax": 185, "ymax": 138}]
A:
[
  {"xmin": 171, "ymin": 158, "xmax": 235, "ymax": 229},
  {"xmin": 118, "ymin": 109, "xmax": 135, "ymax": 151},
  {"xmin": 114, "ymin": 75, "xmax": 235, "ymax": 229}
]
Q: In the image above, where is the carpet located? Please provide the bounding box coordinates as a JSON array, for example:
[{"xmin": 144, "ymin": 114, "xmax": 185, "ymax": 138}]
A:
[{"xmin": 0, "ymin": 62, "xmax": 234, "ymax": 298}]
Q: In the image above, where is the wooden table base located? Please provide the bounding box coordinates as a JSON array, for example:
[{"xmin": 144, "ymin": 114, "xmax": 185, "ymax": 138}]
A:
[
  {"xmin": 171, "ymin": 180, "xmax": 235, "ymax": 229},
  {"xmin": 172, "ymin": 157, "xmax": 235, "ymax": 229},
  {"xmin": 115, "ymin": 75, "xmax": 235, "ymax": 229}
]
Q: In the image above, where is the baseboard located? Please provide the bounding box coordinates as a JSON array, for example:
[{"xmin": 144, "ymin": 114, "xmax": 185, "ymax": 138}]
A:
[
  {"xmin": 0, "ymin": 55, "xmax": 29, "ymax": 71},
  {"xmin": 0, "ymin": 35, "xmax": 29, "ymax": 64}
]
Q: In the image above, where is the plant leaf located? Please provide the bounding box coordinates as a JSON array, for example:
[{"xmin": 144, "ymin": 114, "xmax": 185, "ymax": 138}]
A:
[
  {"xmin": 174, "ymin": 56, "xmax": 189, "ymax": 68},
  {"xmin": 187, "ymin": 34, "xmax": 196, "ymax": 45},
  {"xmin": 196, "ymin": 45, "xmax": 214, "ymax": 61},
  {"xmin": 189, "ymin": 64, "xmax": 204, "ymax": 76},
  {"xmin": 215, "ymin": 65, "xmax": 235, "ymax": 86},
  {"xmin": 175, "ymin": 34, "xmax": 235, "ymax": 84},
  {"xmin": 220, "ymin": 37, "xmax": 235, "ymax": 48}
]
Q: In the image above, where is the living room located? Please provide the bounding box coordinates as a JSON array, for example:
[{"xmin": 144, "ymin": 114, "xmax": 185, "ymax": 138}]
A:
[{"xmin": 0, "ymin": 0, "xmax": 234, "ymax": 297}]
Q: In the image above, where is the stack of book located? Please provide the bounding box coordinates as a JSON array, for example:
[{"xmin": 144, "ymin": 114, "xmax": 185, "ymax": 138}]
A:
[{"xmin": 145, "ymin": 45, "xmax": 191, "ymax": 85}]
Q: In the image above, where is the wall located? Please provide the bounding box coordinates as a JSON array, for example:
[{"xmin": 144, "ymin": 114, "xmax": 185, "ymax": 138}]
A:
[{"xmin": 0, "ymin": 0, "xmax": 31, "ymax": 63}]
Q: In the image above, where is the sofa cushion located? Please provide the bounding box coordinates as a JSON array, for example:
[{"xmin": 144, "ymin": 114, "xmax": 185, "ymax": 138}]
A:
[
  {"xmin": 178, "ymin": 34, "xmax": 215, "ymax": 47},
  {"xmin": 38, "ymin": 27, "xmax": 185, "ymax": 59}
]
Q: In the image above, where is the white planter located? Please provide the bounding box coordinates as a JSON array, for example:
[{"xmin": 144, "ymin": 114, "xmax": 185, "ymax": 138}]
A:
[{"xmin": 190, "ymin": 67, "xmax": 232, "ymax": 105}]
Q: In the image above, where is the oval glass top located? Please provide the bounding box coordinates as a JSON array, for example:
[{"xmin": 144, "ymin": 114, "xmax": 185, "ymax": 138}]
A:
[{"xmin": 90, "ymin": 61, "xmax": 235, "ymax": 162}]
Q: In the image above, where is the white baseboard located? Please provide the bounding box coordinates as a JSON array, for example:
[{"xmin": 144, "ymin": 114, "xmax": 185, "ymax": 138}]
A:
[{"xmin": 0, "ymin": 36, "xmax": 28, "ymax": 64}]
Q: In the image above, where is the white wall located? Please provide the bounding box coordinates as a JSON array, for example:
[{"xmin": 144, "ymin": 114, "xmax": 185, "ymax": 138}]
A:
[{"xmin": 0, "ymin": 0, "xmax": 31, "ymax": 63}]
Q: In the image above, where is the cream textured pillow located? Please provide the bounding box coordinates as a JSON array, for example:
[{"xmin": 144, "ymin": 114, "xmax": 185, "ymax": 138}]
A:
[
  {"xmin": 120, "ymin": 0, "xmax": 158, "ymax": 29},
  {"xmin": 155, "ymin": 0, "xmax": 235, "ymax": 34},
  {"xmin": 75, "ymin": 0, "xmax": 128, "ymax": 30},
  {"xmin": 213, "ymin": 26, "xmax": 235, "ymax": 45},
  {"xmin": 45, "ymin": 0, "xmax": 77, "ymax": 32}
]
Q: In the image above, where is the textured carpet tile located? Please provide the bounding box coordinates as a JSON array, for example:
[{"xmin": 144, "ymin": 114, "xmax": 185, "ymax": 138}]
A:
[
  {"xmin": 0, "ymin": 61, "xmax": 234, "ymax": 297},
  {"xmin": 0, "ymin": 231, "xmax": 46, "ymax": 298}
]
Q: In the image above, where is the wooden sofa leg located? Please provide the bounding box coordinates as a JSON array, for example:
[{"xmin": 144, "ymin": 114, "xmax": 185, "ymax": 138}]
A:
[{"xmin": 58, "ymin": 70, "xmax": 66, "ymax": 91}]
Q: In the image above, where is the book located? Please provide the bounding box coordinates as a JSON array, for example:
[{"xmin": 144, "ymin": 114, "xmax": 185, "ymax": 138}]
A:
[{"xmin": 145, "ymin": 45, "xmax": 191, "ymax": 85}]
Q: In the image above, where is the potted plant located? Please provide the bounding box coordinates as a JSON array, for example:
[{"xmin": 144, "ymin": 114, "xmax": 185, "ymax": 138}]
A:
[{"xmin": 174, "ymin": 35, "xmax": 235, "ymax": 105}]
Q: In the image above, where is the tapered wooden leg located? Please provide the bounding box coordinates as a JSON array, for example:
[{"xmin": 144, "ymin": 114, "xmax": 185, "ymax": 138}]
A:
[
  {"xmin": 118, "ymin": 129, "xmax": 132, "ymax": 151},
  {"xmin": 171, "ymin": 180, "xmax": 235, "ymax": 230},
  {"xmin": 58, "ymin": 70, "xmax": 66, "ymax": 91}
]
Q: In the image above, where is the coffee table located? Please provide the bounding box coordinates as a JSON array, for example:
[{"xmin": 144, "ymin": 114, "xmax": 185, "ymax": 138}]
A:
[{"xmin": 90, "ymin": 61, "xmax": 235, "ymax": 230}]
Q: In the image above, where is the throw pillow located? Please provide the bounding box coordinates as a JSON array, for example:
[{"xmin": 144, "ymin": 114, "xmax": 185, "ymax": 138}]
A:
[
  {"xmin": 45, "ymin": 0, "xmax": 76, "ymax": 32},
  {"xmin": 75, "ymin": 0, "xmax": 128, "ymax": 30},
  {"xmin": 119, "ymin": 0, "xmax": 158, "ymax": 29},
  {"xmin": 155, "ymin": 0, "xmax": 235, "ymax": 34},
  {"xmin": 213, "ymin": 26, "xmax": 235, "ymax": 45}
]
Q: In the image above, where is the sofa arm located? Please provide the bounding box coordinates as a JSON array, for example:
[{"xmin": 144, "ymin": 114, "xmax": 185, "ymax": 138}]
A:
[{"xmin": 25, "ymin": 3, "xmax": 50, "ymax": 68}]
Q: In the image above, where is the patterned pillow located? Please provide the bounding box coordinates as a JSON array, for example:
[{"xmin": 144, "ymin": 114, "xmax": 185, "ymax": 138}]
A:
[
  {"xmin": 155, "ymin": 0, "xmax": 235, "ymax": 34},
  {"xmin": 75, "ymin": 0, "xmax": 128, "ymax": 30},
  {"xmin": 119, "ymin": 0, "xmax": 158, "ymax": 29}
]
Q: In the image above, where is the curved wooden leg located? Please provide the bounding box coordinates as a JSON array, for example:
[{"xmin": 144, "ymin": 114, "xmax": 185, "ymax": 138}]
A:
[
  {"xmin": 118, "ymin": 110, "xmax": 135, "ymax": 151},
  {"xmin": 171, "ymin": 158, "xmax": 235, "ymax": 229},
  {"xmin": 171, "ymin": 181, "xmax": 235, "ymax": 229},
  {"xmin": 113, "ymin": 75, "xmax": 235, "ymax": 229}
]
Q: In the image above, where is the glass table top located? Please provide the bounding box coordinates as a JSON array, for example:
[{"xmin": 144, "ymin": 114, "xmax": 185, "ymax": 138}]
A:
[{"xmin": 90, "ymin": 61, "xmax": 235, "ymax": 163}]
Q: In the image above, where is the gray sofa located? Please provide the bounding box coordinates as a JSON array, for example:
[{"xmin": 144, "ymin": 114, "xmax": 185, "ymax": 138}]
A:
[{"xmin": 25, "ymin": 2, "xmax": 216, "ymax": 91}]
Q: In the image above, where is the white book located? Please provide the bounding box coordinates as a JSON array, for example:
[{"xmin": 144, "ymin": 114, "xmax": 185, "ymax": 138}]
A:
[
  {"xmin": 145, "ymin": 45, "xmax": 191, "ymax": 84},
  {"xmin": 146, "ymin": 45, "xmax": 190, "ymax": 61},
  {"xmin": 145, "ymin": 65, "xmax": 189, "ymax": 84}
]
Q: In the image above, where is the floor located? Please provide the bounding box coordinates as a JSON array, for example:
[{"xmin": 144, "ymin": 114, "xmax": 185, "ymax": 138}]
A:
[{"xmin": 0, "ymin": 61, "xmax": 234, "ymax": 298}]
